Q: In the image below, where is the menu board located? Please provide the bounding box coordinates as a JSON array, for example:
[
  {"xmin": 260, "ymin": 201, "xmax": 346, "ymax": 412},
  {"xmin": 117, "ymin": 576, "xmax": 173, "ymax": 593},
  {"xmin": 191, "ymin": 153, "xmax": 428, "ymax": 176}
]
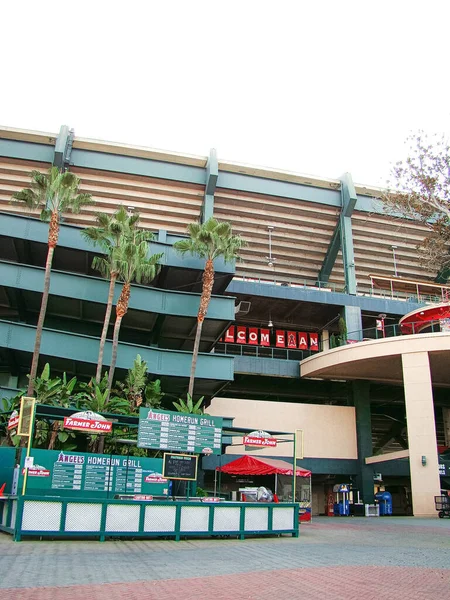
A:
[
  {"xmin": 137, "ymin": 408, "xmax": 223, "ymax": 455},
  {"xmin": 22, "ymin": 449, "xmax": 168, "ymax": 498},
  {"xmin": 163, "ymin": 453, "xmax": 198, "ymax": 481}
]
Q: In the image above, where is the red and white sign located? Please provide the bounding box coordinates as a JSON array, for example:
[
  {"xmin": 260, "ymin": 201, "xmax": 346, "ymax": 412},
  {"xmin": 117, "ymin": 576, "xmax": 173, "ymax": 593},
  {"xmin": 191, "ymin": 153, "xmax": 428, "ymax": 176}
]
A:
[
  {"xmin": 7, "ymin": 411, "xmax": 19, "ymax": 430},
  {"xmin": 248, "ymin": 327, "xmax": 259, "ymax": 345},
  {"xmin": 309, "ymin": 333, "xmax": 319, "ymax": 350},
  {"xmin": 222, "ymin": 325, "xmax": 319, "ymax": 351},
  {"xmin": 275, "ymin": 330, "xmax": 286, "ymax": 348},
  {"xmin": 64, "ymin": 416, "xmax": 112, "ymax": 433},
  {"xmin": 260, "ymin": 328, "xmax": 270, "ymax": 346},
  {"xmin": 145, "ymin": 473, "xmax": 168, "ymax": 483},
  {"xmin": 24, "ymin": 468, "xmax": 50, "ymax": 477},
  {"xmin": 243, "ymin": 436, "xmax": 277, "ymax": 447},
  {"xmin": 236, "ymin": 326, "xmax": 247, "ymax": 344},
  {"xmin": 133, "ymin": 495, "xmax": 153, "ymax": 501},
  {"xmin": 224, "ymin": 325, "xmax": 235, "ymax": 343}
]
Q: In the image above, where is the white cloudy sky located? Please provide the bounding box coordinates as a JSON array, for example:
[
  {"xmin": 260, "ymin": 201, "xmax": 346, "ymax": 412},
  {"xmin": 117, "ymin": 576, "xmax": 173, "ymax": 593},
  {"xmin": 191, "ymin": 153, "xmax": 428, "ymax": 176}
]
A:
[{"xmin": 2, "ymin": 1, "xmax": 449, "ymax": 187}]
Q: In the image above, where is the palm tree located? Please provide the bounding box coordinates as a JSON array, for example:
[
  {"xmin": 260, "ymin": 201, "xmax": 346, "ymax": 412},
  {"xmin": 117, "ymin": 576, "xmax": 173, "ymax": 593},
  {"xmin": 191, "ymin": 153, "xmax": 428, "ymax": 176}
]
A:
[
  {"xmin": 107, "ymin": 230, "xmax": 162, "ymax": 392},
  {"xmin": 174, "ymin": 218, "xmax": 246, "ymax": 398},
  {"xmin": 82, "ymin": 206, "xmax": 140, "ymax": 383},
  {"xmin": 11, "ymin": 167, "xmax": 93, "ymax": 396}
]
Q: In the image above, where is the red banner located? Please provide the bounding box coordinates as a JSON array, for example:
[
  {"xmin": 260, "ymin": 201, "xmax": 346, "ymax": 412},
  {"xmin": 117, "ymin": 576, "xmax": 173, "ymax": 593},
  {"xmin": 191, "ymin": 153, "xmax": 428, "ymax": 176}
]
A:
[
  {"xmin": 260, "ymin": 328, "xmax": 270, "ymax": 346},
  {"xmin": 236, "ymin": 326, "xmax": 247, "ymax": 344},
  {"xmin": 275, "ymin": 330, "xmax": 286, "ymax": 347},
  {"xmin": 309, "ymin": 333, "xmax": 319, "ymax": 351},
  {"xmin": 224, "ymin": 325, "xmax": 235, "ymax": 342},
  {"xmin": 287, "ymin": 331, "xmax": 297, "ymax": 348},
  {"xmin": 298, "ymin": 332, "xmax": 308, "ymax": 350},
  {"xmin": 248, "ymin": 327, "xmax": 259, "ymax": 345},
  {"xmin": 64, "ymin": 416, "xmax": 113, "ymax": 433}
]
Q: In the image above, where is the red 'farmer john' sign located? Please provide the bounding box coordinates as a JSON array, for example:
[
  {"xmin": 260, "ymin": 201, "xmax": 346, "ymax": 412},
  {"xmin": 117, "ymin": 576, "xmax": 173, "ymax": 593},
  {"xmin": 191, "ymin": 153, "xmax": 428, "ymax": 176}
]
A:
[{"xmin": 64, "ymin": 416, "xmax": 112, "ymax": 433}]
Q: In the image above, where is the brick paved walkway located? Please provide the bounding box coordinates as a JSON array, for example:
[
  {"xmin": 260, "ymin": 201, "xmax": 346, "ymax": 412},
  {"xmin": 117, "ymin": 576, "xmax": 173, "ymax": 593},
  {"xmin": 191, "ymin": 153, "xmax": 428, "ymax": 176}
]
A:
[{"xmin": 1, "ymin": 517, "xmax": 449, "ymax": 599}]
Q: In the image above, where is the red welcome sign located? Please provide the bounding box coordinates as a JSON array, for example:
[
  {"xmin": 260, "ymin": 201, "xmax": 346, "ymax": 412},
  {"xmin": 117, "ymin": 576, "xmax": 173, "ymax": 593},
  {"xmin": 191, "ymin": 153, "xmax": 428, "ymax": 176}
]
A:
[{"xmin": 222, "ymin": 326, "xmax": 319, "ymax": 351}]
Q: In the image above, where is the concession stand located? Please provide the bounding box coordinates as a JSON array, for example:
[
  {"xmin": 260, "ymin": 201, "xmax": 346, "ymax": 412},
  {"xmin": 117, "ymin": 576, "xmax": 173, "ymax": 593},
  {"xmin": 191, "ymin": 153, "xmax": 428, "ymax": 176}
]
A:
[
  {"xmin": 0, "ymin": 403, "xmax": 299, "ymax": 541},
  {"xmin": 216, "ymin": 455, "xmax": 312, "ymax": 521}
]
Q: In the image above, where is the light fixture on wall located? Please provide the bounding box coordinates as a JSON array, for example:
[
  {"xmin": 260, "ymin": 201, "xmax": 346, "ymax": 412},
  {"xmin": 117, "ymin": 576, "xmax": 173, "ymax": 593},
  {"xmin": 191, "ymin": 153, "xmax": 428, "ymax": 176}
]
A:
[
  {"xmin": 268, "ymin": 312, "xmax": 273, "ymax": 328},
  {"xmin": 391, "ymin": 245, "xmax": 398, "ymax": 277},
  {"xmin": 266, "ymin": 226, "xmax": 275, "ymax": 267}
]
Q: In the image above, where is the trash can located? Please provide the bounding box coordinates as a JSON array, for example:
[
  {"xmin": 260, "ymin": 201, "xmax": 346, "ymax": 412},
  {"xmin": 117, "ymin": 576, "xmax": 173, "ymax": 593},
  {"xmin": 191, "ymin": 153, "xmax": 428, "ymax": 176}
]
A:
[{"xmin": 375, "ymin": 492, "xmax": 393, "ymax": 516}]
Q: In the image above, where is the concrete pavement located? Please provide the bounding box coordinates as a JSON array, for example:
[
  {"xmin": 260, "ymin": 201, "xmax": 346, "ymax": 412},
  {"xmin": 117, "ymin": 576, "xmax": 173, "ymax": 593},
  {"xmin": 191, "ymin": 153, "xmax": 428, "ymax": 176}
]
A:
[{"xmin": 1, "ymin": 517, "xmax": 449, "ymax": 599}]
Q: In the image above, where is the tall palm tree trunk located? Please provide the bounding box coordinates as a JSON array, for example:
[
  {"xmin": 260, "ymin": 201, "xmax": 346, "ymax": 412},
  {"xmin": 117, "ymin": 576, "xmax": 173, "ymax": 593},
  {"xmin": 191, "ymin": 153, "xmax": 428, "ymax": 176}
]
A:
[
  {"xmin": 96, "ymin": 272, "xmax": 118, "ymax": 383},
  {"xmin": 188, "ymin": 259, "xmax": 215, "ymax": 398},
  {"xmin": 107, "ymin": 282, "xmax": 130, "ymax": 392},
  {"xmin": 27, "ymin": 212, "xmax": 59, "ymax": 395}
]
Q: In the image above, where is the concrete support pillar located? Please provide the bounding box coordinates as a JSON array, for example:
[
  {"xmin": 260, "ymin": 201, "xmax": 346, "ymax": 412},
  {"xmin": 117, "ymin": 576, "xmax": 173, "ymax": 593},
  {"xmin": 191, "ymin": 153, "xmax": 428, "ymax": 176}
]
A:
[
  {"xmin": 352, "ymin": 380, "xmax": 374, "ymax": 504},
  {"xmin": 341, "ymin": 306, "xmax": 362, "ymax": 341},
  {"xmin": 321, "ymin": 330, "xmax": 330, "ymax": 351},
  {"xmin": 402, "ymin": 352, "xmax": 441, "ymax": 517}
]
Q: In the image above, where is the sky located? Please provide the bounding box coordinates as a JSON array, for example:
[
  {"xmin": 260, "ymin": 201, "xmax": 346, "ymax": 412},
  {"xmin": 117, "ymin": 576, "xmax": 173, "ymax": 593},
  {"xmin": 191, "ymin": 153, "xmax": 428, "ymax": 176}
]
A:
[{"xmin": 2, "ymin": 1, "xmax": 450, "ymax": 187}]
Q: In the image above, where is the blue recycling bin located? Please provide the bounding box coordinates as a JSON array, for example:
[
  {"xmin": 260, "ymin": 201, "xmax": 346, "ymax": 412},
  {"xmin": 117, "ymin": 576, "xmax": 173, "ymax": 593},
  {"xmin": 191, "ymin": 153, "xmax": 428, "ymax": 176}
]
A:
[{"xmin": 375, "ymin": 492, "xmax": 392, "ymax": 516}]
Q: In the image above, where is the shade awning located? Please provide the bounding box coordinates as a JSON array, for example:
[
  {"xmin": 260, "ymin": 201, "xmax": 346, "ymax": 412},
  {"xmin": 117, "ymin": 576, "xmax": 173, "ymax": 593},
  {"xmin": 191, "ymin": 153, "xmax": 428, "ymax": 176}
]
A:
[{"xmin": 216, "ymin": 455, "xmax": 311, "ymax": 477}]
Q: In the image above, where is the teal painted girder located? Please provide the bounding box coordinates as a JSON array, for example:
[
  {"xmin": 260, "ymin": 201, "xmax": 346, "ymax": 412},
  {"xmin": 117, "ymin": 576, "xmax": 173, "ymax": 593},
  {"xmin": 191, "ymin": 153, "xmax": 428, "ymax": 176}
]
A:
[
  {"xmin": 0, "ymin": 321, "xmax": 234, "ymax": 381},
  {"xmin": 340, "ymin": 174, "xmax": 357, "ymax": 296},
  {"xmin": 0, "ymin": 260, "xmax": 235, "ymax": 321},
  {"xmin": 71, "ymin": 148, "xmax": 206, "ymax": 186},
  {"xmin": 201, "ymin": 149, "xmax": 218, "ymax": 223},
  {"xmin": 0, "ymin": 213, "xmax": 235, "ymax": 275},
  {"xmin": 226, "ymin": 279, "xmax": 426, "ymax": 316},
  {"xmin": 234, "ymin": 356, "xmax": 300, "ymax": 378},
  {"xmin": 1, "ymin": 137, "xmax": 380, "ymax": 213},
  {"xmin": 316, "ymin": 173, "xmax": 358, "ymax": 288},
  {"xmin": 0, "ymin": 138, "xmax": 53, "ymax": 164}
]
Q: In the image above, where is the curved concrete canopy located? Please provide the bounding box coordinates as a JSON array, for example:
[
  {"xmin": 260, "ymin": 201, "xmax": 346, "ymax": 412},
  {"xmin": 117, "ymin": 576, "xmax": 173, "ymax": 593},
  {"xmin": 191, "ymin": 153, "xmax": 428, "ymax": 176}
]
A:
[{"xmin": 301, "ymin": 332, "xmax": 450, "ymax": 387}]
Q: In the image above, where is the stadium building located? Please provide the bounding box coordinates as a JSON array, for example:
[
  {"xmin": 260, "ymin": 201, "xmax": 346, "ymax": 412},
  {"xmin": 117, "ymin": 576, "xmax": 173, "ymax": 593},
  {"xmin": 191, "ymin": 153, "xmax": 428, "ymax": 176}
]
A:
[{"xmin": 1, "ymin": 125, "xmax": 449, "ymax": 517}]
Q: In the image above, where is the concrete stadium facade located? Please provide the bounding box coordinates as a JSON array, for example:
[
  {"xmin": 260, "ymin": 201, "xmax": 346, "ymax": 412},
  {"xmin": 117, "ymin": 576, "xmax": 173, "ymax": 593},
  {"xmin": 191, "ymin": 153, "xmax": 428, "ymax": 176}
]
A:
[{"xmin": 1, "ymin": 125, "xmax": 449, "ymax": 517}]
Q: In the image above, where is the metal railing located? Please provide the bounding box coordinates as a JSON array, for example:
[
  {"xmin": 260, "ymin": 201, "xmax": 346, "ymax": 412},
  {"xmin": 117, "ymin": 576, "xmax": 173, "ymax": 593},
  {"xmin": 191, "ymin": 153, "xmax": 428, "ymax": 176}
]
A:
[
  {"xmin": 215, "ymin": 342, "xmax": 319, "ymax": 361},
  {"xmin": 347, "ymin": 320, "xmax": 445, "ymax": 342}
]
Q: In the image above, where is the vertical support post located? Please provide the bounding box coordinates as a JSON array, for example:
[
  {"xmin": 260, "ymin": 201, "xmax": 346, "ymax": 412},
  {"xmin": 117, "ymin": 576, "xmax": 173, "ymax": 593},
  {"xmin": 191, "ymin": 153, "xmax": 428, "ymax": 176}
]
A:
[
  {"xmin": 402, "ymin": 352, "xmax": 441, "ymax": 516},
  {"xmin": 339, "ymin": 173, "xmax": 358, "ymax": 295},
  {"xmin": 201, "ymin": 148, "xmax": 218, "ymax": 223},
  {"xmin": 292, "ymin": 432, "xmax": 297, "ymax": 503},
  {"xmin": 352, "ymin": 381, "xmax": 374, "ymax": 505},
  {"xmin": 342, "ymin": 306, "xmax": 362, "ymax": 342}
]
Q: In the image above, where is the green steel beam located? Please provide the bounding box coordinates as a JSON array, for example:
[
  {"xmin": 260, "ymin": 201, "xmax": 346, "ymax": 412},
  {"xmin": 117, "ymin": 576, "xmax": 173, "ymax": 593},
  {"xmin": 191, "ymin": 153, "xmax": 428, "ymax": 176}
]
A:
[
  {"xmin": 316, "ymin": 173, "xmax": 357, "ymax": 289},
  {"xmin": 0, "ymin": 137, "xmax": 380, "ymax": 213},
  {"xmin": 0, "ymin": 213, "xmax": 235, "ymax": 275},
  {"xmin": 53, "ymin": 125, "xmax": 74, "ymax": 171},
  {"xmin": 352, "ymin": 381, "xmax": 375, "ymax": 504},
  {"xmin": 0, "ymin": 321, "xmax": 234, "ymax": 381},
  {"xmin": 0, "ymin": 261, "xmax": 235, "ymax": 321},
  {"xmin": 0, "ymin": 139, "xmax": 53, "ymax": 163},
  {"xmin": 317, "ymin": 222, "xmax": 341, "ymax": 285},
  {"xmin": 201, "ymin": 149, "xmax": 218, "ymax": 223},
  {"xmin": 339, "ymin": 173, "xmax": 357, "ymax": 295},
  {"xmin": 71, "ymin": 148, "xmax": 206, "ymax": 186}
]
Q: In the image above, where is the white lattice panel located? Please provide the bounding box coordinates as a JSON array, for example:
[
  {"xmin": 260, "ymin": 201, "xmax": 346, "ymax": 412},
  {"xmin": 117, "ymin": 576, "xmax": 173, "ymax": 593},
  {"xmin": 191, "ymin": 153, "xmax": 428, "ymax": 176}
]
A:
[
  {"xmin": 105, "ymin": 505, "xmax": 140, "ymax": 532},
  {"xmin": 65, "ymin": 503, "xmax": 102, "ymax": 532},
  {"xmin": 180, "ymin": 506, "xmax": 209, "ymax": 532},
  {"xmin": 22, "ymin": 501, "xmax": 62, "ymax": 531},
  {"xmin": 213, "ymin": 506, "xmax": 240, "ymax": 532},
  {"xmin": 10, "ymin": 501, "xmax": 17, "ymax": 527},
  {"xmin": 244, "ymin": 507, "xmax": 268, "ymax": 531},
  {"xmin": 272, "ymin": 507, "xmax": 294, "ymax": 530},
  {"xmin": 144, "ymin": 505, "xmax": 176, "ymax": 532}
]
